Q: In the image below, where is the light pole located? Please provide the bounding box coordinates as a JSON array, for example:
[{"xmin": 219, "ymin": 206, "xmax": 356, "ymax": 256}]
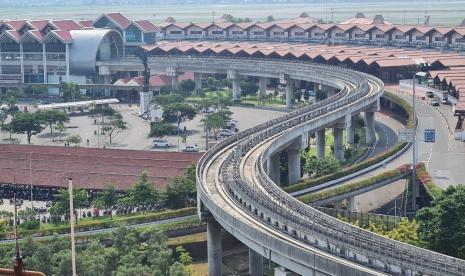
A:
[
  {"xmin": 176, "ymin": 110, "xmax": 182, "ymax": 152},
  {"xmin": 411, "ymin": 72, "xmax": 421, "ymax": 212},
  {"xmin": 68, "ymin": 177, "xmax": 77, "ymax": 276}
]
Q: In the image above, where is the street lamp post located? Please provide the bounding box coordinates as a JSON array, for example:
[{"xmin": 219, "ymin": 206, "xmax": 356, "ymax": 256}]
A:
[
  {"xmin": 176, "ymin": 111, "xmax": 182, "ymax": 152},
  {"xmin": 412, "ymin": 73, "xmax": 419, "ymax": 211},
  {"xmin": 68, "ymin": 177, "xmax": 77, "ymax": 276}
]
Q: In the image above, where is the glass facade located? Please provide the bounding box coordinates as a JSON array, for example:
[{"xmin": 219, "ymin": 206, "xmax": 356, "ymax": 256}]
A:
[{"xmin": 125, "ymin": 25, "xmax": 142, "ymax": 43}]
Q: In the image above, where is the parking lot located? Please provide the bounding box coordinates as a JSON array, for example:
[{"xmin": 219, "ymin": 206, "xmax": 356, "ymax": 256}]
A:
[{"xmin": 0, "ymin": 104, "xmax": 286, "ymax": 153}]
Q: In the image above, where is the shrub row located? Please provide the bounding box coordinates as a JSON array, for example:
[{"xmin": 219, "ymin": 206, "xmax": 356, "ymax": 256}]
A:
[
  {"xmin": 1, "ymin": 207, "xmax": 196, "ymax": 239},
  {"xmin": 285, "ymin": 142, "xmax": 408, "ymax": 193},
  {"xmin": 383, "ymin": 91, "xmax": 414, "ymax": 129},
  {"xmin": 298, "ymin": 166, "xmax": 407, "ymax": 203},
  {"xmin": 416, "ymin": 163, "xmax": 443, "ymax": 199}
]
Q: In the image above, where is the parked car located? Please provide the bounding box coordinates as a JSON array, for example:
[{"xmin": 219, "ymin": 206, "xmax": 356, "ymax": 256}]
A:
[
  {"xmin": 426, "ymin": 91, "xmax": 435, "ymax": 98},
  {"xmin": 153, "ymin": 139, "xmax": 172, "ymax": 147},
  {"xmin": 170, "ymin": 127, "xmax": 186, "ymax": 135},
  {"xmin": 431, "ymin": 99, "xmax": 440, "ymax": 106},
  {"xmin": 183, "ymin": 145, "xmax": 199, "ymax": 152},
  {"xmin": 217, "ymin": 129, "xmax": 235, "ymax": 138},
  {"xmin": 201, "ymin": 107, "xmax": 215, "ymax": 114},
  {"xmin": 441, "ymin": 98, "xmax": 449, "ymax": 105}
]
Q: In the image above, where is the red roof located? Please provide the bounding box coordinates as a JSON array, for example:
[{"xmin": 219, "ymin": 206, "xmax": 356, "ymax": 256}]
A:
[
  {"xmin": 78, "ymin": 20, "xmax": 94, "ymax": 28},
  {"xmin": 134, "ymin": 20, "xmax": 159, "ymax": 32},
  {"xmin": 0, "ymin": 144, "xmax": 201, "ymax": 191},
  {"xmin": 27, "ymin": 20, "xmax": 50, "ymax": 31},
  {"xmin": 4, "ymin": 30, "xmax": 22, "ymax": 42},
  {"xmin": 5, "ymin": 20, "xmax": 26, "ymax": 30},
  {"xmin": 51, "ymin": 20, "xmax": 82, "ymax": 31},
  {"xmin": 106, "ymin": 12, "xmax": 131, "ymax": 29},
  {"xmin": 52, "ymin": 30, "xmax": 73, "ymax": 42}
]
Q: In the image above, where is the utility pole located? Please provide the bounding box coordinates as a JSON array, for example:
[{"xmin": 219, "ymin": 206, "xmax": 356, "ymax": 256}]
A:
[
  {"xmin": 68, "ymin": 178, "xmax": 77, "ymax": 276},
  {"xmin": 29, "ymin": 152, "xmax": 33, "ymax": 210},
  {"xmin": 13, "ymin": 192, "xmax": 24, "ymax": 275},
  {"xmin": 412, "ymin": 74, "xmax": 418, "ymax": 211},
  {"xmin": 325, "ymin": 0, "xmax": 328, "ymax": 23}
]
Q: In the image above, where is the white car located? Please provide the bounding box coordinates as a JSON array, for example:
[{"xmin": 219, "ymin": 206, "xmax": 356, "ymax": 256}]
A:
[
  {"xmin": 153, "ymin": 139, "xmax": 172, "ymax": 147},
  {"xmin": 217, "ymin": 129, "xmax": 235, "ymax": 138},
  {"xmin": 183, "ymin": 145, "xmax": 199, "ymax": 152}
]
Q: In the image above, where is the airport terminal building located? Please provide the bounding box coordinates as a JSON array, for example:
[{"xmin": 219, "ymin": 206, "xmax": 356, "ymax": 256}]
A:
[{"xmin": 0, "ymin": 12, "xmax": 464, "ymax": 97}]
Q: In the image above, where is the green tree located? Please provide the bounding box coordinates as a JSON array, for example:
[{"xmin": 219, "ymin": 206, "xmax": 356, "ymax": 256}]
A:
[
  {"xmin": 94, "ymin": 183, "xmax": 119, "ymax": 219},
  {"xmin": 67, "ymin": 134, "xmax": 82, "ymax": 147},
  {"xmin": 6, "ymin": 112, "xmax": 44, "ymax": 144},
  {"xmin": 303, "ymin": 154, "xmax": 340, "ymax": 177},
  {"xmin": 148, "ymin": 123, "xmax": 176, "ymax": 138},
  {"xmin": 165, "ymin": 165, "xmax": 196, "ymax": 209},
  {"xmin": 36, "ymin": 109, "xmax": 69, "ymax": 138},
  {"xmin": 61, "ymin": 82, "xmax": 81, "ymax": 102},
  {"xmin": 240, "ymin": 81, "xmax": 259, "ymax": 96},
  {"xmin": 162, "ymin": 103, "xmax": 197, "ymax": 129},
  {"xmin": 55, "ymin": 121, "xmax": 66, "ymax": 141},
  {"xmin": 201, "ymin": 109, "xmax": 232, "ymax": 138},
  {"xmin": 179, "ymin": 79, "xmax": 195, "ymax": 95},
  {"xmin": 416, "ymin": 185, "xmax": 465, "ymax": 258},
  {"xmin": 127, "ymin": 171, "xmax": 160, "ymax": 208},
  {"xmin": 102, "ymin": 113, "xmax": 127, "ymax": 144},
  {"xmin": 51, "ymin": 188, "xmax": 88, "ymax": 223},
  {"xmin": 153, "ymin": 94, "xmax": 185, "ymax": 107}
]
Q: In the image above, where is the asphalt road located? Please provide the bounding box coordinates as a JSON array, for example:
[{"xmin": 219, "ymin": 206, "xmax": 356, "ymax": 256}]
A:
[{"xmin": 414, "ymin": 98, "xmax": 465, "ymax": 188}]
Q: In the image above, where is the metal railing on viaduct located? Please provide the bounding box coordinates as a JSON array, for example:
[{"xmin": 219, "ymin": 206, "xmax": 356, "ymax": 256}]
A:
[{"xmin": 156, "ymin": 57, "xmax": 465, "ymax": 276}]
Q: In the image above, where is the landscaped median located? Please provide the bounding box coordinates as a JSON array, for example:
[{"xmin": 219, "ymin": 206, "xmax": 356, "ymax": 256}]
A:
[
  {"xmin": 284, "ymin": 142, "xmax": 408, "ymax": 194},
  {"xmin": 297, "ymin": 164, "xmax": 412, "ymax": 203},
  {"xmin": 1, "ymin": 207, "xmax": 197, "ymax": 239},
  {"xmin": 383, "ymin": 91, "xmax": 414, "ymax": 129},
  {"xmin": 416, "ymin": 162, "xmax": 443, "ymax": 199}
]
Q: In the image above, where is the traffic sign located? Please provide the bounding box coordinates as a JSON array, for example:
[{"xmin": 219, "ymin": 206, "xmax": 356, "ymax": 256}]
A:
[
  {"xmin": 399, "ymin": 129, "xmax": 415, "ymax": 142},
  {"xmin": 424, "ymin": 129, "xmax": 436, "ymax": 142}
]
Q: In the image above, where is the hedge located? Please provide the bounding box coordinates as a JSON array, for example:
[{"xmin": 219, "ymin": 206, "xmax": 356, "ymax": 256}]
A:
[
  {"xmin": 383, "ymin": 91, "xmax": 414, "ymax": 129},
  {"xmin": 1, "ymin": 207, "xmax": 196, "ymax": 238},
  {"xmin": 416, "ymin": 163, "xmax": 443, "ymax": 199},
  {"xmin": 285, "ymin": 142, "xmax": 408, "ymax": 193},
  {"xmin": 298, "ymin": 165, "xmax": 410, "ymax": 203}
]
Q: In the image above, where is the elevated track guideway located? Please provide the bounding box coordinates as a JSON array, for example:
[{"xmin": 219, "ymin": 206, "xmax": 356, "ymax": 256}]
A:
[
  {"xmin": 184, "ymin": 58, "xmax": 465, "ymax": 276},
  {"xmin": 97, "ymin": 52, "xmax": 465, "ymax": 275}
]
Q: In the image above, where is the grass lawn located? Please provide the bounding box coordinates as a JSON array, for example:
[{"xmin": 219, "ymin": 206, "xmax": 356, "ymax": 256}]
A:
[
  {"xmin": 167, "ymin": 232, "xmax": 207, "ymax": 246},
  {"xmin": 190, "ymin": 262, "xmax": 208, "ymax": 276}
]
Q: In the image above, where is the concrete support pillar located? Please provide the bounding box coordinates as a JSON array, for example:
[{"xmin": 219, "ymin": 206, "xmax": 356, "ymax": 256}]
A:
[
  {"xmin": 259, "ymin": 76, "xmax": 267, "ymax": 97},
  {"xmin": 232, "ymin": 78, "xmax": 240, "ymax": 101},
  {"xmin": 139, "ymin": 91, "xmax": 152, "ymax": 112},
  {"xmin": 365, "ymin": 111, "xmax": 376, "ymax": 144},
  {"xmin": 286, "ymin": 80, "xmax": 294, "ymax": 109},
  {"xmin": 20, "ymin": 43, "xmax": 24, "ymax": 83},
  {"xmin": 65, "ymin": 43, "xmax": 70, "ymax": 82},
  {"xmin": 268, "ymin": 153, "xmax": 281, "ymax": 185},
  {"xmin": 194, "ymin": 72, "xmax": 202, "ymax": 94},
  {"xmin": 171, "ymin": 75, "xmax": 179, "ymax": 91},
  {"xmin": 346, "ymin": 114, "xmax": 355, "ymax": 145},
  {"xmin": 333, "ymin": 127, "xmax": 344, "ymax": 161},
  {"xmin": 249, "ymin": 249, "xmax": 263, "ymax": 276},
  {"xmin": 316, "ymin": 129, "xmax": 325, "ymax": 159},
  {"xmin": 42, "ymin": 43, "xmax": 47, "ymax": 83},
  {"xmin": 287, "ymin": 148, "xmax": 301, "ymax": 185},
  {"xmin": 0, "ymin": 44, "xmax": 2, "ymax": 75},
  {"xmin": 103, "ymin": 75, "xmax": 112, "ymax": 97},
  {"xmin": 207, "ymin": 220, "xmax": 222, "ymax": 276}
]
